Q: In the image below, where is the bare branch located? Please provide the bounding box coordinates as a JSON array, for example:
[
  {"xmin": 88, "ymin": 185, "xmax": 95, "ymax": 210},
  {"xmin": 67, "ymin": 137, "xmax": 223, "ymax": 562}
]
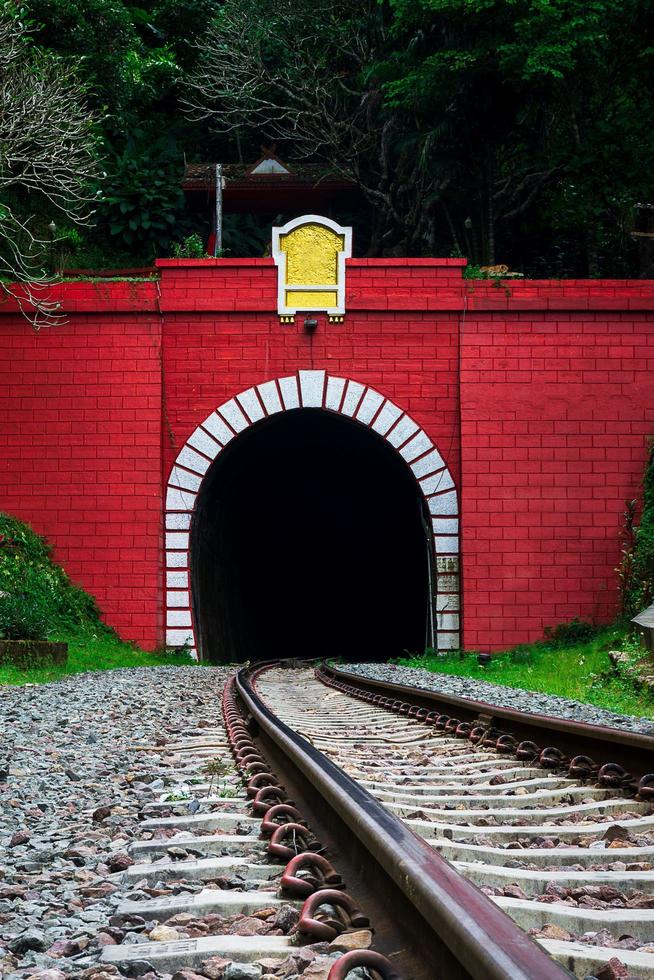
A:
[
  {"xmin": 0, "ymin": 4, "xmax": 101, "ymax": 328},
  {"xmin": 184, "ymin": 0, "xmax": 443, "ymax": 254}
]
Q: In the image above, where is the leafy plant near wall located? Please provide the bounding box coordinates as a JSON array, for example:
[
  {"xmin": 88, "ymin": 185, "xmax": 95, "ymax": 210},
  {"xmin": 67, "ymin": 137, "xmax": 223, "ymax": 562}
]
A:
[
  {"xmin": 98, "ymin": 130, "xmax": 184, "ymax": 260},
  {"xmin": 542, "ymin": 618, "xmax": 601, "ymax": 646},
  {"xmin": 617, "ymin": 444, "xmax": 654, "ymax": 618},
  {"xmin": 0, "ymin": 513, "xmax": 107, "ymax": 640},
  {"xmin": 172, "ymin": 233, "xmax": 207, "ymax": 258}
]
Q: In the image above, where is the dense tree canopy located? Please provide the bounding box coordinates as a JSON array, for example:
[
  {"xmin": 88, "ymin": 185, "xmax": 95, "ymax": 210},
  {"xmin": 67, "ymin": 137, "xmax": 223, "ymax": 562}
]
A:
[
  {"xmin": 379, "ymin": 0, "xmax": 654, "ymax": 273},
  {"xmin": 1, "ymin": 0, "xmax": 653, "ymax": 275}
]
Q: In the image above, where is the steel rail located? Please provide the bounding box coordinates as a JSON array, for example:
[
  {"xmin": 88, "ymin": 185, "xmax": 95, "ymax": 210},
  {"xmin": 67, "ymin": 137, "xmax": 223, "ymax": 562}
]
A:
[
  {"xmin": 324, "ymin": 661, "xmax": 654, "ymax": 780},
  {"xmin": 236, "ymin": 661, "xmax": 573, "ymax": 980}
]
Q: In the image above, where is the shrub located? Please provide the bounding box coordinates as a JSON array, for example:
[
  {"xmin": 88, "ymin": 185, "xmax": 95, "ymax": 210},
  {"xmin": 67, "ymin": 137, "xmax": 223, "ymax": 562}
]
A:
[
  {"xmin": 543, "ymin": 618, "xmax": 600, "ymax": 647},
  {"xmin": 0, "ymin": 512, "xmax": 109, "ymax": 640},
  {"xmin": 99, "ymin": 129, "xmax": 184, "ymax": 260},
  {"xmin": 0, "ymin": 589, "xmax": 50, "ymax": 641},
  {"xmin": 172, "ymin": 233, "xmax": 207, "ymax": 258},
  {"xmin": 617, "ymin": 444, "xmax": 654, "ymax": 618}
]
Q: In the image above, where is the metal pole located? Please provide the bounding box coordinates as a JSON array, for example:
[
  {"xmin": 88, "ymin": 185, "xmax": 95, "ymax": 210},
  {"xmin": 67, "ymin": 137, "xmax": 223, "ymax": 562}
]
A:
[{"xmin": 214, "ymin": 163, "xmax": 223, "ymax": 256}]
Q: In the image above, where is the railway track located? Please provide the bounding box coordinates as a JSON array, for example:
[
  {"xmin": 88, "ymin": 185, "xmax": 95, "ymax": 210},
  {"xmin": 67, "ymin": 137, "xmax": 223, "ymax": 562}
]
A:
[
  {"xmin": 102, "ymin": 673, "xmax": 486, "ymax": 980},
  {"xmin": 91, "ymin": 664, "xmax": 557, "ymax": 980},
  {"xmin": 252, "ymin": 662, "xmax": 654, "ymax": 980},
  {"xmin": 87, "ymin": 659, "xmax": 654, "ymax": 980}
]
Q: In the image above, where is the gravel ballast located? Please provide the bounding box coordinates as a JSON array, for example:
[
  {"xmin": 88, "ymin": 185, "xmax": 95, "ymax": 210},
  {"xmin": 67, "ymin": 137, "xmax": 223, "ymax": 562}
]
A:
[
  {"xmin": 0, "ymin": 665, "xmax": 233, "ymax": 978},
  {"xmin": 341, "ymin": 662, "xmax": 654, "ymax": 737}
]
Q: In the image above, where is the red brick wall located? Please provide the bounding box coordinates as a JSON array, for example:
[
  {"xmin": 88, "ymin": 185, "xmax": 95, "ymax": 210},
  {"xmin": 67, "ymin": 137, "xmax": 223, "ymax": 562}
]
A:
[
  {"xmin": 0, "ymin": 284, "xmax": 163, "ymax": 647},
  {"xmin": 460, "ymin": 287, "xmax": 654, "ymax": 649},
  {"xmin": 1, "ymin": 265, "xmax": 653, "ymax": 653}
]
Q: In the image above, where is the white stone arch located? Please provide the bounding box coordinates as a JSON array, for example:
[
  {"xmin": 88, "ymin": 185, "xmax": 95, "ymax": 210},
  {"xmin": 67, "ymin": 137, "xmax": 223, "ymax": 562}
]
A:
[{"xmin": 164, "ymin": 370, "xmax": 460, "ymax": 660}]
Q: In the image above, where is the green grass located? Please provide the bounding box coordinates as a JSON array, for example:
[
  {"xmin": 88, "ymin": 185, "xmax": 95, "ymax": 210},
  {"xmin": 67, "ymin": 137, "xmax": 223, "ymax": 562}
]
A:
[
  {"xmin": 397, "ymin": 625, "xmax": 654, "ymax": 720},
  {"xmin": 0, "ymin": 510, "xmax": 199, "ymax": 685},
  {"xmin": 0, "ymin": 627, "xmax": 196, "ymax": 686}
]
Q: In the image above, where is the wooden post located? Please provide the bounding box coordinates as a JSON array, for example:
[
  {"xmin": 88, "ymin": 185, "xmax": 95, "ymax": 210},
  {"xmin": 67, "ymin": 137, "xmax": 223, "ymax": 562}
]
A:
[{"xmin": 214, "ymin": 163, "xmax": 223, "ymax": 256}]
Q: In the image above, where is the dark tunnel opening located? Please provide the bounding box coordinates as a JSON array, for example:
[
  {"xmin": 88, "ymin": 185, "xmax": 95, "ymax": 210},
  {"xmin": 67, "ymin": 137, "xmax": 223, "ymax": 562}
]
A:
[{"xmin": 190, "ymin": 409, "xmax": 432, "ymax": 663}]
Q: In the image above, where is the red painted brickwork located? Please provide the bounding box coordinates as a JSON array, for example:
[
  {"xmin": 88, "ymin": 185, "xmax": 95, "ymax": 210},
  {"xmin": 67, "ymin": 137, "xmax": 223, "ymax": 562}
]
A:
[
  {"xmin": 1, "ymin": 261, "xmax": 653, "ymax": 652},
  {"xmin": 0, "ymin": 291, "xmax": 163, "ymax": 647},
  {"xmin": 460, "ymin": 305, "xmax": 654, "ymax": 649}
]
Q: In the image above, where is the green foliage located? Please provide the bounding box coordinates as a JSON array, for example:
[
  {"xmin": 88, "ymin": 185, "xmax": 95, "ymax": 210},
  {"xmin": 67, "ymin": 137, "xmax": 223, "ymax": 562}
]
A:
[
  {"xmin": 222, "ymin": 214, "xmax": 270, "ymax": 258},
  {"xmin": 0, "ymin": 512, "xmax": 198, "ymax": 682},
  {"xmin": 172, "ymin": 233, "xmax": 208, "ymax": 258},
  {"xmin": 27, "ymin": 0, "xmax": 142, "ymax": 115},
  {"xmin": 149, "ymin": 0, "xmax": 223, "ymax": 70},
  {"xmin": 373, "ymin": 0, "xmax": 654, "ymax": 271},
  {"xmin": 164, "ymin": 790, "xmax": 192, "ymax": 801},
  {"xmin": 217, "ymin": 786, "xmax": 239, "ymax": 798},
  {"xmin": 542, "ymin": 618, "xmax": 601, "ymax": 647},
  {"xmin": 21, "ymin": 0, "xmax": 218, "ymax": 265},
  {"xmin": 202, "ymin": 759, "xmax": 231, "ymax": 777},
  {"xmin": 0, "ymin": 630, "xmax": 196, "ymax": 685},
  {"xmin": 617, "ymin": 499, "xmax": 639, "ymax": 618},
  {"xmin": 26, "ymin": 0, "xmax": 212, "ymax": 116},
  {"xmin": 0, "ymin": 582, "xmax": 49, "ymax": 641},
  {"xmin": 398, "ymin": 624, "xmax": 654, "ymax": 719},
  {"xmin": 617, "ymin": 447, "xmax": 654, "ymax": 617},
  {"xmin": 11, "ymin": 0, "xmax": 654, "ymax": 271},
  {"xmin": 463, "ymin": 265, "xmax": 510, "ymax": 280},
  {"xmin": 99, "ymin": 130, "xmax": 184, "ymax": 258},
  {"xmin": 54, "ymin": 239, "xmax": 140, "ymax": 272},
  {"xmin": 0, "ymin": 512, "xmax": 105, "ymax": 641}
]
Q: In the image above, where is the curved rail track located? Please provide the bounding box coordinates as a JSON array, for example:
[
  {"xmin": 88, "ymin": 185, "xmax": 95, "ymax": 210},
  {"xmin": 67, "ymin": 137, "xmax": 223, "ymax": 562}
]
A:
[
  {"xmin": 252, "ymin": 662, "xmax": 654, "ymax": 980},
  {"xmin": 94, "ymin": 660, "xmax": 654, "ymax": 980}
]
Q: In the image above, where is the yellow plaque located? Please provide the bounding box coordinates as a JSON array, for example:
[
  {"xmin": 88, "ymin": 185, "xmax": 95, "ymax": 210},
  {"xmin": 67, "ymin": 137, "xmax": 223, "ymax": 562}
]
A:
[{"xmin": 272, "ymin": 215, "xmax": 352, "ymax": 321}]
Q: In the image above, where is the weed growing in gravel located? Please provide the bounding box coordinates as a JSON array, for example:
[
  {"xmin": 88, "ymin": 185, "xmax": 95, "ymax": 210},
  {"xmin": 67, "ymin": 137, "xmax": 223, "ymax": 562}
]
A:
[
  {"xmin": 217, "ymin": 786, "xmax": 240, "ymax": 799},
  {"xmin": 397, "ymin": 623, "xmax": 654, "ymax": 720},
  {"xmin": 164, "ymin": 790, "xmax": 192, "ymax": 802},
  {"xmin": 202, "ymin": 758, "xmax": 234, "ymax": 795}
]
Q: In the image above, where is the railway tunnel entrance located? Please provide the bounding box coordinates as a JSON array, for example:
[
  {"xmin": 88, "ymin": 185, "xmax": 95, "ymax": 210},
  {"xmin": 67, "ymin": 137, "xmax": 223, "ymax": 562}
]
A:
[{"xmin": 190, "ymin": 409, "xmax": 432, "ymax": 663}]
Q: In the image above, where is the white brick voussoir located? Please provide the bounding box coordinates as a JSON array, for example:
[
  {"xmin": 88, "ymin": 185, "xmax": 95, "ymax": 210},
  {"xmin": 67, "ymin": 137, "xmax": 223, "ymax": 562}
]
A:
[
  {"xmin": 187, "ymin": 427, "xmax": 222, "ymax": 461},
  {"xmin": 169, "ymin": 466, "xmax": 202, "ymax": 493},
  {"xmin": 217, "ymin": 398, "xmax": 249, "ymax": 433},
  {"xmin": 166, "ymin": 486, "xmax": 196, "ymax": 512},
  {"xmin": 165, "ymin": 532, "xmax": 189, "ymax": 551},
  {"xmin": 299, "ymin": 369, "xmax": 326, "ymax": 408},
  {"xmin": 167, "ymin": 590, "xmax": 190, "ymax": 608},
  {"xmin": 355, "ymin": 388, "xmax": 384, "ymax": 425},
  {"xmin": 372, "ymin": 400, "xmax": 402, "ymax": 436},
  {"xmin": 385, "ymin": 413, "xmax": 419, "ymax": 448},
  {"xmin": 175, "ymin": 446, "xmax": 211, "ymax": 476},
  {"xmin": 420, "ymin": 469, "xmax": 455, "ymax": 495},
  {"xmin": 236, "ymin": 387, "xmax": 266, "ymax": 423},
  {"xmin": 278, "ymin": 375, "xmax": 300, "ymax": 410},
  {"xmin": 340, "ymin": 381, "xmax": 365, "ymax": 417},
  {"xmin": 166, "ymin": 512, "xmax": 191, "ymax": 531},
  {"xmin": 166, "ymin": 551, "xmax": 188, "ymax": 569},
  {"xmin": 438, "ymin": 632, "xmax": 460, "ymax": 651},
  {"xmin": 432, "ymin": 517, "xmax": 459, "ymax": 535},
  {"xmin": 411, "ymin": 448, "xmax": 445, "ymax": 479},
  {"xmin": 325, "ymin": 376, "xmax": 346, "ymax": 412},
  {"xmin": 399, "ymin": 430, "xmax": 433, "ymax": 463},
  {"xmin": 202, "ymin": 412, "xmax": 235, "ymax": 446},
  {"xmin": 257, "ymin": 380, "xmax": 284, "ymax": 415}
]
